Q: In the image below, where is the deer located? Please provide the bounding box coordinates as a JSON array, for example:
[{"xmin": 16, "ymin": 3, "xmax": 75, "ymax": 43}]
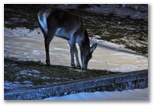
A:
[{"xmin": 37, "ymin": 8, "xmax": 97, "ymax": 69}]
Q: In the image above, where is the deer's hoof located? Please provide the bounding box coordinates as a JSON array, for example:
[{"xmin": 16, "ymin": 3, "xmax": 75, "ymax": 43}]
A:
[
  {"xmin": 82, "ymin": 65, "xmax": 87, "ymax": 70},
  {"xmin": 71, "ymin": 64, "xmax": 76, "ymax": 68},
  {"xmin": 46, "ymin": 62, "xmax": 51, "ymax": 66},
  {"xmin": 76, "ymin": 65, "xmax": 81, "ymax": 69}
]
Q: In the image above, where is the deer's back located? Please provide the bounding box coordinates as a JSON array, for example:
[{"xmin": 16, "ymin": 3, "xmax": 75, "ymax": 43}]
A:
[{"xmin": 38, "ymin": 8, "xmax": 84, "ymax": 39}]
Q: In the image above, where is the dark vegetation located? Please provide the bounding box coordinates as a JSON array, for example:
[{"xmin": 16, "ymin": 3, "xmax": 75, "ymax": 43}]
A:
[{"xmin": 4, "ymin": 58, "xmax": 117, "ymax": 86}]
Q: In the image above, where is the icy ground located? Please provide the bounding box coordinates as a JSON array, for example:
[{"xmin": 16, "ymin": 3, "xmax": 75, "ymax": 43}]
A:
[
  {"xmin": 44, "ymin": 88, "xmax": 148, "ymax": 100},
  {"xmin": 4, "ymin": 27, "xmax": 148, "ymax": 72}
]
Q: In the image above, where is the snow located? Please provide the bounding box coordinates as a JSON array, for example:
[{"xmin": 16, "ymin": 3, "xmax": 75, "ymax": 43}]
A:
[
  {"xmin": 109, "ymin": 65, "xmax": 140, "ymax": 72},
  {"xmin": 54, "ymin": 47, "xmax": 69, "ymax": 51},
  {"xmin": 44, "ymin": 88, "xmax": 148, "ymax": 100},
  {"xmin": 4, "ymin": 81, "xmax": 33, "ymax": 89},
  {"xmin": 19, "ymin": 69, "xmax": 41, "ymax": 75}
]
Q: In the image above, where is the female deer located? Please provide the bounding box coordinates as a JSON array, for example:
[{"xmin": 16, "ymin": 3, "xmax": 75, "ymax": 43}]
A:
[{"xmin": 38, "ymin": 8, "xmax": 97, "ymax": 69}]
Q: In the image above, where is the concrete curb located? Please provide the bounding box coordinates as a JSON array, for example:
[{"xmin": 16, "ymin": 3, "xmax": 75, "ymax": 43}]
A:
[{"xmin": 4, "ymin": 70, "xmax": 148, "ymax": 100}]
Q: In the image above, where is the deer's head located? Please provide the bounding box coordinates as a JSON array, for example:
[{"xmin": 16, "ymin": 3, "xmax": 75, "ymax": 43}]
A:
[{"xmin": 81, "ymin": 43, "xmax": 97, "ymax": 69}]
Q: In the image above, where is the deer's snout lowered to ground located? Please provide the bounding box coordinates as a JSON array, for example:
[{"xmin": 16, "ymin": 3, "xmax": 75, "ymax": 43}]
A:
[{"xmin": 37, "ymin": 8, "xmax": 97, "ymax": 69}]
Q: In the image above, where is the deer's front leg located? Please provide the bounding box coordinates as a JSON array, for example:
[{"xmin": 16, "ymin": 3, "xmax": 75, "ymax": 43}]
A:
[
  {"xmin": 68, "ymin": 40, "xmax": 76, "ymax": 68},
  {"xmin": 70, "ymin": 49, "xmax": 75, "ymax": 67},
  {"xmin": 74, "ymin": 45, "xmax": 81, "ymax": 68}
]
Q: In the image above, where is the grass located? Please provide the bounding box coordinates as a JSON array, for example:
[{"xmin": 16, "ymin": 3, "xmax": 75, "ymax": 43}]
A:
[{"xmin": 4, "ymin": 58, "xmax": 118, "ymax": 86}]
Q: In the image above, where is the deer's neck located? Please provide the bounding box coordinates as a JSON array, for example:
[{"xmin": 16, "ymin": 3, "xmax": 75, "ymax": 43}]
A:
[{"xmin": 81, "ymin": 29, "xmax": 90, "ymax": 52}]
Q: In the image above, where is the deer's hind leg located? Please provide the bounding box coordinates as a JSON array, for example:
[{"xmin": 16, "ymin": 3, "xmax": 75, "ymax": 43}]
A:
[
  {"xmin": 40, "ymin": 23, "xmax": 57, "ymax": 66},
  {"xmin": 42, "ymin": 18, "xmax": 58, "ymax": 66},
  {"xmin": 44, "ymin": 29, "xmax": 56, "ymax": 66}
]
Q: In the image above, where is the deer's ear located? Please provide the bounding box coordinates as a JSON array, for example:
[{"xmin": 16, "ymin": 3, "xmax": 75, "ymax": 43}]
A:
[{"xmin": 90, "ymin": 43, "xmax": 97, "ymax": 53}]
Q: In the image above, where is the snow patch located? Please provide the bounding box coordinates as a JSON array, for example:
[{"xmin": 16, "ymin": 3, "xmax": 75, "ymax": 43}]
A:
[
  {"xmin": 33, "ymin": 50, "xmax": 41, "ymax": 55},
  {"xmin": 53, "ymin": 47, "xmax": 69, "ymax": 51},
  {"xmin": 41, "ymin": 76, "xmax": 50, "ymax": 80},
  {"xmin": 19, "ymin": 70, "xmax": 41, "ymax": 76},
  {"xmin": 4, "ymin": 81, "xmax": 33, "ymax": 89},
  {"xmin": 110, "ymin": 65, "xmax": 139, "ymax": 72},
  {"xmin": 90, "ymin": 59, "xmax": 102, "ymax": 63},
  {"xmin": 44, "ymin": 88, "xmax": 148, "ymax": 100}
]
